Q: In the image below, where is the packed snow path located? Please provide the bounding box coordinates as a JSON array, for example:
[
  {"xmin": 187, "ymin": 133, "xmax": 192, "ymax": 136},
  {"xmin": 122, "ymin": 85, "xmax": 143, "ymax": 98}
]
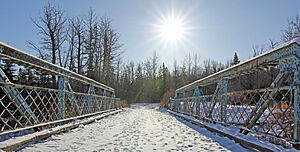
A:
[{"xmin": 22, "ymin": 104, "xmax": 247, "ymax": 151}]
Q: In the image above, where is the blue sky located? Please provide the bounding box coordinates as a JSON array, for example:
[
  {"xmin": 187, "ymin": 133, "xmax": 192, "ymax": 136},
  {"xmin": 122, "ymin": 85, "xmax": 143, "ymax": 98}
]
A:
[{"xmin": 0, "ymin": 0, "xmax": 299, "ymax": 67}]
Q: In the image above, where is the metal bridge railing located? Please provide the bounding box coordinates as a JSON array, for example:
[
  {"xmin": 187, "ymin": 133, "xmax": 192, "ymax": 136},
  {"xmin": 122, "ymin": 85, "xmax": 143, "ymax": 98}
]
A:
[
  {"xmin": 169, "ymin": 86, "xmax": 293, "ymax": 140},
  {"xmin": 169, "ymin": 38, "xmax": 300, "ymax": 145},
  {"xmin": 0, "ymin": 82, "xmax": 120, "ymax": 132},
  {"xmin": 0, "ymin": 42, "xmax": 121, "ymax": 134}
]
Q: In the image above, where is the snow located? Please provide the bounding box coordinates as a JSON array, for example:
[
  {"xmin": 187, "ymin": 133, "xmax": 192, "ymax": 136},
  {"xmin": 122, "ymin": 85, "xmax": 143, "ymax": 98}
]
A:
[
  {"xmin": 0, "ymin": 110, "xmax": 121, "ymax": 151},
  {"xmin": 294, "ymin": 37, "xmax": 300, "ymax": 45},
  {"xmin": 168, "ymin": 110, "xmax": 298, "ymax": 152},
  {"xmin": 20, "ymin": 103, "xmax": 248, "ymax": 151}
]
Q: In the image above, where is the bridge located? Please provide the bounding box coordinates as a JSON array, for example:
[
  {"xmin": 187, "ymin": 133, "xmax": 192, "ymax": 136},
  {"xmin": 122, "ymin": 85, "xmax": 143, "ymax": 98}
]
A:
[{"xmin": 0, "ymin": 39, "xmax": 299, "ymax": 151}]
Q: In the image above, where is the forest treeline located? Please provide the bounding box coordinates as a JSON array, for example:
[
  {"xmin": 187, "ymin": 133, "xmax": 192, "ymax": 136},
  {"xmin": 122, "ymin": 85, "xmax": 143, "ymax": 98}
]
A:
[{"xmin": 2, "ymin": 3, "xmax": 300, "ymax": 104}]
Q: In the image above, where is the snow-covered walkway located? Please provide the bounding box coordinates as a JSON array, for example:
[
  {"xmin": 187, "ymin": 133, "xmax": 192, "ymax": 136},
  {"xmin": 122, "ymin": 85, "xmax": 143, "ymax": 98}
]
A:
[{"xmin": 22, "ymin": 104, "xmax": 247, "ymax": 151}]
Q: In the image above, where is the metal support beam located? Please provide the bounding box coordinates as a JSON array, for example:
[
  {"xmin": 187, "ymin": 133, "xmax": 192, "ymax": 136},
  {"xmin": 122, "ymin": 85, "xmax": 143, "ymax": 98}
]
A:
[
  {"xmin": 103, "ymin": 90, "xmax": 107, "ymax": 96},
  {"xmin": 174, "ymin": 92, "xmax": 180, "ymax": 112},
  {"xmin": 220, "ymin": 78, "xmax": 228, "ymax": 123},
  {"xmin": 58, "ymin": 76, "xmax": 66, "ymax": 119},
  {"xmin": 183, "ymin": 91, "xmax": 187, "ymax": 112},
  {"xmin": 193, "ymin": 86, "xmax": 202, "ymax": 116},
  {"xmin": 207, "ymin": 78, "xmax": 228, "ymax": 122},
  {"xmin": 87, "ymin": 85, "xmax": 95, "ymax": 113},
  {"xmin": 193, "ymin": 86, "xmax": 202, "ymax": 97},
  {"xmin": 112, "ymin": 93, "xmax": 116, "ymax": 109},
  {"xmin": 294, "ymin": 86, "xmax": 300, "ymax": 141},
  {"xmin": 293, "ymin": 67, "xmax": 300, "ymax": 141}
]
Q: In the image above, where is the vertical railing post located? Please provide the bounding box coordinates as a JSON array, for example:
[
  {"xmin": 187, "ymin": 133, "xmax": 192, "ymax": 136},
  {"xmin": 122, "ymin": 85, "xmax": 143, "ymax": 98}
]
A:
[
  {"xmin": 58, "ymin": 76, "xmax": 66, "ymax": 119},
  {"xmin": 178, "ymin": 97, "xmax": 181, "ymax": 112},
  {"xmin": 103, "ymin": 90, "xmax": 107, "ymax": 96},
  {"xmin": 103, "ymin": 90, "xmax": 107, "ymax": 110},
  {"xmin": 87, "ymin": 84, "xmax": 95, "ymax": 113},
  {"xmin": 110, "ymin": 92, "xmax": 115, "ymax": 109},
  {"xmin": 174, "ymin": 92, "xmax": 179, "ymax": 112},
  {"xmin": 220, "ymin": 78, "xmax": 228, "ymax": 123},
  {"xmin": 184, "ymin": 90, "xmax": 187, "ymax": 113},
  {"xmin": 293, "ymin": 68, "xmax": 300, "ymax": 141},
  {"xmin": 111, "ymin": 93, "xmax": 115, "ymax": 109},
  {"xmin": 173, "ymin": 99, "xmax": 176, "ymax": 111},
  {"xmin": 169, "ymin": 98, "xmax": 173, "ymax": 110},
  {"xmin": 294, "ymin": 85, "xmax": 300, "ymax": 141},
  {"xmin": 193, "ymin": 86, "xmax": 202, "ymax": 116},
  {"xmin": 189, "ymin": 98, "xmax": 191, "ymax": 114}
]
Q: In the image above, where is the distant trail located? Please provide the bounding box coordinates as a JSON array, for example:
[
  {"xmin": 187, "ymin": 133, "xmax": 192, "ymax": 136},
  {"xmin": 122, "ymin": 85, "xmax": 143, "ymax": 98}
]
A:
[{"xmin": 21, "ymin": 104, "xmax": 247, "ymax": 151}]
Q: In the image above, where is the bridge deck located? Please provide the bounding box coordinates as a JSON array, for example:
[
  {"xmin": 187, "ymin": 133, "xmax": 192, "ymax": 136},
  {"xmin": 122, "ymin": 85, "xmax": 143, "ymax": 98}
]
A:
[{"xmin": 21, "ymin": 104, "xmax": 246, "ymax": 151}]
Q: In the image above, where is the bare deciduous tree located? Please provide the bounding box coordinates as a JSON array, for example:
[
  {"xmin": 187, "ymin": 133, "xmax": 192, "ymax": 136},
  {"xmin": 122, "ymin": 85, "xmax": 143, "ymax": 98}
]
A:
[
  {"xmin": 72, "ymin": 17, "xmax": 86, "ymax": 74},
  {"xmin": 84, "ymin": 8, "xmax": 99, "ymax": 79},
  {"xmin": 281, "ymin": 14, "xmax": 300, "ymax": 42},
  {"xmin": 67, "ymin": 18, "xmax": 77, "ymax": 71},
  {"xmin": 252, "ymin": 44, "xmax": 265, "ymax": 57},
  {"xmin": 99, "ymin": 16, "xmax": 123, "ymax": 84},
  {"xmin": 268, "ymin": 39, "xmax": 279, "ymax": 49},
  {"xmin": 28, "ymin": 3, "xmax": 67, "ymax": 85}
]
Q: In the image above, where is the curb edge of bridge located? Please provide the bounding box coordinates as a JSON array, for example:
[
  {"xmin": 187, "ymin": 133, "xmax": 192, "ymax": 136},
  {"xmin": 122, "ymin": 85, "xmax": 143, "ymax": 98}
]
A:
[
  {"xmin": 0, "ymin": 109, "xmax": 123, "ymax": 151},
  {"xmin": 167, "ymin": 110, "xmax": 276, "ymax": 152},
  {"xmin": 0, "ymin": 109, "xmax": 117, "ymax": 139}
]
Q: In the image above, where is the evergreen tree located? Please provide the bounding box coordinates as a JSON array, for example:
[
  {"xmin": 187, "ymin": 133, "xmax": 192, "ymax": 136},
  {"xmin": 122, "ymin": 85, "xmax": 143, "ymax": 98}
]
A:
[
  {"xmin": 17, "ymin": 68, "xmax": 27, "ymax": 84},
  {"xmin": 232, "ymin": 52, "xmax": 240, "ymax": 65},
  {"xmin": 1, "ymin": 61, "xmax": 16, "ymax": 82},
  {"xmin": 27, "ymin": 68, "xmax": 35, "ymax": 86}
]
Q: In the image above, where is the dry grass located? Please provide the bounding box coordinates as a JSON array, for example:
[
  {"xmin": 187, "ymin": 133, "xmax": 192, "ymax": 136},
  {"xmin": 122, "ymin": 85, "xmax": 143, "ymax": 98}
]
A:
[
  {"xmin": 272, "ymin": 101, "xmax": 289, "ymax": 110},
  {"xmin": 159, "ymin": 88, "xmax": 175, "ymax": 109},
  {"xmin": 120, "ymin": 100, "xmax": 129, "ymax": 108}
]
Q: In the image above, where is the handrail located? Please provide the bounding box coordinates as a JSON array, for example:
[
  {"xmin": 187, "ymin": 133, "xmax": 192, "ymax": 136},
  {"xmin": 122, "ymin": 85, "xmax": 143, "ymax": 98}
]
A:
[
  {"xmin": 0, "ymin": 42, "xmax": 114, "ymax": 93},
  {"xmin": 176, "ymin": 38, "xmax": 300, "ymax": 93}
]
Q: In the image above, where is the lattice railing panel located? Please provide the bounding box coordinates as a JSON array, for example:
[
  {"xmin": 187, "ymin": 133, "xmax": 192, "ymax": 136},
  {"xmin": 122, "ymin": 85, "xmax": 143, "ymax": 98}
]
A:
[
  {"xmin": 227, "ymin": 90, "xmax": 259, "ymax": 124},
  {"xmin": 197, "ymin": 96, "xmax": 212, "ymax": 118},
  {"xmin": 254, "ymin": 88, "xmax": 293, "ymax": 139},
  {"xmin": 0, "ymin": 83, "xmax": 119, "ymax": 133},
  {"xmin": 169, "ymin": 86, "xmax": 294, "ymax": 140},
  {"xmin": 210, "ymin": 95, "xmax": 222, "ymax": 122},
  {"xmin": 0, "ymin": 93, "xmax": 30, "ymax": 131}
]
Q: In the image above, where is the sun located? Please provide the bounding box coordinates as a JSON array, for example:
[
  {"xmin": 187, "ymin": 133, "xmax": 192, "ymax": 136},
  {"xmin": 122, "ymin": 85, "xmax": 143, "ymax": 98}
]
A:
[
  {"xmin": 158, "ymin": 16, "xmax": 185, "ymax": 44},
  {"xmin": 150, "ymin": 5, "xmax": 195, "ymax": 49}
]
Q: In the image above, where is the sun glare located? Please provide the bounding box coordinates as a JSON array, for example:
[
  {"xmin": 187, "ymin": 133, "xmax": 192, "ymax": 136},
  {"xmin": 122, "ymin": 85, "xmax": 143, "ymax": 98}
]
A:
[
  {"xmin": 158, "ymin": 17, "xmax": 185, "ymax": 44},
  {"xmin": 150, "ymin": 5, "xmax": 196, "ymax": 49}
]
